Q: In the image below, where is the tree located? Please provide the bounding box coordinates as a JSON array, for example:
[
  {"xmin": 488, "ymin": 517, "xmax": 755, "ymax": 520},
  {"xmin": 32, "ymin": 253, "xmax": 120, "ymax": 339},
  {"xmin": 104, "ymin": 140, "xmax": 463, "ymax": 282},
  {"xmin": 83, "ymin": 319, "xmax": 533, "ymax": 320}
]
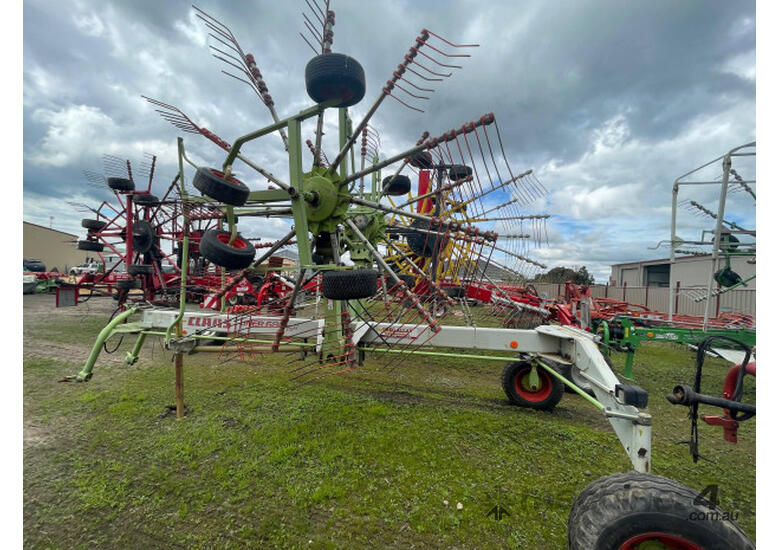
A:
[{"xmin": 533, "ymin": 265, "xmax": 594, "ymax": 285}]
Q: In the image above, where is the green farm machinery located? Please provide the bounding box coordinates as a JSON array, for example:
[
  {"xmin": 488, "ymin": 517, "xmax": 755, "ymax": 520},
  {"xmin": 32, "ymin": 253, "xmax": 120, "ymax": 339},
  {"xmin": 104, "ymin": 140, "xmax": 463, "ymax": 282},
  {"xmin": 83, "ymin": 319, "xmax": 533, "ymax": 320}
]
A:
[{"xmin": 69, "ymin": 3, "xmax": 755, "ymax": 548}]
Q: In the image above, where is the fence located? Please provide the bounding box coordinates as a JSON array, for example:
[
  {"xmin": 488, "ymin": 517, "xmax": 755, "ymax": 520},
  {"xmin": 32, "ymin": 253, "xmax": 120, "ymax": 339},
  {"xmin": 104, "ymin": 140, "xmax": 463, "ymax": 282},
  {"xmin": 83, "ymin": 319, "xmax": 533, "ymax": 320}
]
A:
[{"xmin": 530, "ymin": 282, "xmax": 755, "ymax": 318}]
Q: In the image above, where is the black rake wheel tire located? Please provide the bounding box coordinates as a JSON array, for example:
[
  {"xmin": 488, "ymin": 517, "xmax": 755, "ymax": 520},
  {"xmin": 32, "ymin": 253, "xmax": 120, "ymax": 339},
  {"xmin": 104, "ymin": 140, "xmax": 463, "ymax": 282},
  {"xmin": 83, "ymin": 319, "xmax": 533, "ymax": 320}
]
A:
[
  {"xmin": 192, "ymin": 167, "xmax": 250, "ymax": 206},
  {"xmin": 132, "ymin": 220, "xmax": 155, "ymax": 254},
  {"xmin": 135, "ymin": 194, "xmax": 159, "ymax": 205},
  {"xmin": 305, "ymin": 53, "xmax": 366, "ymax": 108},
  {"xmin": 568, "ymin": 472, "xmax": 755, "ymax": 550},
  {"xmin": 445, "ymin": 286, "xmax": 465, "ymax": 298},
  {"xmin": 321, "ymin": 269, "xmax": 378, "ymax": 300},
  {"xmin": 449, "ymin": 164, "xmax": 472, "ymax": 181},
  {"xmin": 128, "ymin": 264, "xmax": 154, "ymax": 276},
  {"xmin": 81, "ymin": 219, "xmax": 107, "ymax": 231},
  {"xmin": 406, "ymin": 219, "xmax": 440, "ymax": 258},
  {"xmin": 382, "ymin": 175, "xmax": 412, "ymax": 196},
  {"xmin": 199, "ymin": 229, "xmax": 256, "ymax": 270},
  {"xmin": 77, "ymin": 240, "xmax": 104, "ymax": 252},
  {"xmin": 398, "ymin": 274, "xmax": 416, "ymax": 289},
  {"xmin": 501, "ymin": 361, "xmax": 564, "ymax": 411},
  {"xmin": 107, "ymin": 177, "xmax": 135, "ymax": 192},
  {"xmin": 409, "ymin": 151, "xmax": 434, "ymax": 169},
  {"xmin": 116, "ymin": 279, "xmax": 142, "ymax": 290}
]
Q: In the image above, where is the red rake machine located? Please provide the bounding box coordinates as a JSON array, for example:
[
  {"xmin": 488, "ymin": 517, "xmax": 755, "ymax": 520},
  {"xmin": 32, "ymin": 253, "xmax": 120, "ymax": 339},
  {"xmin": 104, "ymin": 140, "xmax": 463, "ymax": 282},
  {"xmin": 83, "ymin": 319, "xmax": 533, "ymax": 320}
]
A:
[
  {"xmin": 72, "ymin": 153, "xmax": 301, "ymax": 311},
  {"xmin": 68, "ymin": 4, "xmax": 753, "ymax": 549}
]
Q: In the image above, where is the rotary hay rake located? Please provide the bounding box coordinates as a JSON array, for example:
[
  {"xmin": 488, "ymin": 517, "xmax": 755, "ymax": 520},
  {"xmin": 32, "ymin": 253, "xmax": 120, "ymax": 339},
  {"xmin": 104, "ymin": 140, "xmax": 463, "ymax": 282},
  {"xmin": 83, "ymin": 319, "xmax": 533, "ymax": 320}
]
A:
[
  {"xmin": 67, "ymin": 3, "xmax": 754, "ymax": 548},
  {"xmin": 72, "ymin": 151, "xmax": 297, "ymax": 310}
]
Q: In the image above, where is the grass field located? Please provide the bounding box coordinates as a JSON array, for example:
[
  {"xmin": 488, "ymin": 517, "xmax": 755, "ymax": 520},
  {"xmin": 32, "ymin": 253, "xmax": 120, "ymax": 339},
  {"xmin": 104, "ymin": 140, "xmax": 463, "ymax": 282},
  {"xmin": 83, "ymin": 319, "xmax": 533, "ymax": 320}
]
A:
[{"xmin": 23, "ymin": 295, "xmax": 756, "ymax": 549}]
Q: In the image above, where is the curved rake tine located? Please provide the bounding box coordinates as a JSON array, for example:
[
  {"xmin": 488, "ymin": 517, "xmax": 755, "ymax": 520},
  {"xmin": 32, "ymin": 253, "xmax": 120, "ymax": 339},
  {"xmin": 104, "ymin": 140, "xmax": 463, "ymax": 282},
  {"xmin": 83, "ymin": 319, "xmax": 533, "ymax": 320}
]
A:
[
  {"xmin": 306, "ymin": 0, "xmax": 326, "ymax": 21},
  {"xmin": 299, "ymin": 33, "xmax": 319, "ymax": 55},
  {"xmin": 415, "ymin": 48, "xmax": 462, "ymax": 69},
  {"xmin": 194, "ymin": 5, "xmax": 288, "ymax": 150},
  {"xmin": 422, "ymin": 28, "xmax": 480, "ymax": 48},
  {"xmin": 301, "ymin": 15, "xmax": 322, "ymax": 48}
]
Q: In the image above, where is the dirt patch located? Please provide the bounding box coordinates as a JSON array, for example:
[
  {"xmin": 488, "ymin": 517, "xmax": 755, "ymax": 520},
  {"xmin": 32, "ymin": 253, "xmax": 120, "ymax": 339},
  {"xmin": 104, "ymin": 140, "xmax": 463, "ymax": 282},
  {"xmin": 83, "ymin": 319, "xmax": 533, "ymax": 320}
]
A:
[{"xmin": 23, "ymin": 423, "xmax": 51, "ymax": 448}]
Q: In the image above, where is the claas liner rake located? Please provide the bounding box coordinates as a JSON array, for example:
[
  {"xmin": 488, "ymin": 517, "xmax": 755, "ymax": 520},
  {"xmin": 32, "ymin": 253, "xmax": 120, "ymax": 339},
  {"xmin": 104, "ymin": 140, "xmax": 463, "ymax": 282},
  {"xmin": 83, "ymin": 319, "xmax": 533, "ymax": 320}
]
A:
[{"xmin": 68, "ymin": 4, "xmax": 754, "ymax": 548}]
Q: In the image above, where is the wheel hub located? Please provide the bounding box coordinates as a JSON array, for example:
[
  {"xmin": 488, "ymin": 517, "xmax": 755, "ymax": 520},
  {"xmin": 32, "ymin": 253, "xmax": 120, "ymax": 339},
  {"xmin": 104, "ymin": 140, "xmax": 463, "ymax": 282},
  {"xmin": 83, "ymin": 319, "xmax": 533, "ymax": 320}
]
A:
[{"xmin": 619, "ymin": 532, "xmax": 704, "ymax": 550}]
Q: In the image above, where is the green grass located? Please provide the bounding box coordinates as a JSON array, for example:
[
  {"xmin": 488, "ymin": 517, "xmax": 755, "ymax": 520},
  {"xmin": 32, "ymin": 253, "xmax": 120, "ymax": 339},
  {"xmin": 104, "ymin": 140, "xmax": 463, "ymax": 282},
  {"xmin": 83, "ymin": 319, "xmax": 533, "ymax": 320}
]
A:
[{"xmin": 24, "ymin": 308, "xmax": 755, "ymax": 549}]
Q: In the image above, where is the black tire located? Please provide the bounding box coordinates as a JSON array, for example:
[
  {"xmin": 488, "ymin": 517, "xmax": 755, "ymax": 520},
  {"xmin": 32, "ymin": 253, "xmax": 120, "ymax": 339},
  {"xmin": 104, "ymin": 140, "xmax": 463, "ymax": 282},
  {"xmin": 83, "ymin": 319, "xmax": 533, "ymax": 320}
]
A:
[
  {"xmin": 116, "ymin": 279, "xmax": 142, "ymax": 290},
  {"xmin": 193, "ymin": 167, "xmax": 250, "ymax": 206},
  {"xmin": 382, "ymin": 175, "xmax": 411, "ymax": 196},
  {"xmin": 407, "ymin": 219, "xmax": 440, "ymax": 258},
  {"xmin": 449, "ymin": 165, "xmax": 472, "ymax": 181},
  {"xmin": 321, "ymin": 269, "xmax": 378, "ymax": 300},
  {"xmin": 305, "ymin": 53, "xmax": 366, "ymax": 108},
  {"xmin": 132, "ymin": 220, "xmax": 155, "ymax": 254},
  {"xmin": 199, "ymin": 229, "xmax": 256, "ymax": 270},
  {"xmin": 248, "ymin": 275, "xmax": 265, "ymax": 289},
  {"xmin": 77, "ymin": 240, "xmax": 104, "ymax": 252},
  {"xmin": 445, "ymin": 286, "xmax": 465, "ymax": 298},
  {"xmin": 409, "ymin": 151, "xmax": 434, "ymax": 169},
  {"xmin": 81, "ymin": 219, "xmax": 107, "ymax": 231},
  {"xmin": 128, "ymin": 264, "xmax": 154, "ymax": 276},
  {"xmin": 501, "ymin": 361, "xmax": 564, "ymax": 411},
  {"xmin": 135, "ymin": 194, "xmax": 159, "ymax": 205},
  {"xmin": 398, "ymin": 274, "xmax": 416, "ymax": 288},
  {"xmin": 107, "ymin": 177, "xmax": 135, "ymax": 191},
  {"xmin": 568, "ymin": 472, "xmax": 754, "ymax": 550}
]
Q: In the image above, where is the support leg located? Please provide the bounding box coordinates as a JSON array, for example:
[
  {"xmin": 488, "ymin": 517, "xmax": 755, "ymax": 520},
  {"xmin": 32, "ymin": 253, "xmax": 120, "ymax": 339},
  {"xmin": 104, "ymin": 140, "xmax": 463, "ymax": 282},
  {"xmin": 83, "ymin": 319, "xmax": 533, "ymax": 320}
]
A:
[{"xmin": 125, "ymin": 332, "xmax": 148, "ymax": 366}]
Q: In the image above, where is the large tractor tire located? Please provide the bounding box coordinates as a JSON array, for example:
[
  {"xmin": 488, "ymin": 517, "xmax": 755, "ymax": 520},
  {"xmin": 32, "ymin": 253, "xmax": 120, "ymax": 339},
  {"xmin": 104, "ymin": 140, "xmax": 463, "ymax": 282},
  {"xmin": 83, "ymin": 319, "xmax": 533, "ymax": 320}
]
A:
[{"xmin": 568, "ymin": 472, "xmax": 754, "ymax": 550}]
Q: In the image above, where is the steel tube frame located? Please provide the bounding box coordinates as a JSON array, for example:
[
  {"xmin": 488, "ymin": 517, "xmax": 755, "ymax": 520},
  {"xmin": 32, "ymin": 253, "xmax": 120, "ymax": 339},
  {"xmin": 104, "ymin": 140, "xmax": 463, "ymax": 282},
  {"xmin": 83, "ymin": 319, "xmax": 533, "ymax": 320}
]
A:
[{"xmin": 669, "ymin": 141, "xmax": 755, "ymax": 323}]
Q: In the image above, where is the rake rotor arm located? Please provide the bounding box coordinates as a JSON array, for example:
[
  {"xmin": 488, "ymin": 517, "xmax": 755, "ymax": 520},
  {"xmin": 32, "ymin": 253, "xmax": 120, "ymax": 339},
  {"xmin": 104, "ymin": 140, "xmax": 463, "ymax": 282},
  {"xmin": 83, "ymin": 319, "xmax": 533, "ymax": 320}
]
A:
[
  {"xmin": 344, "ymin": 218, "xmax": 441, "ymax": 333},
  {"xmin": 393, "ymin": 175, "xmax": 473, "ymax": 210},
  {"xmin": 343, "ymin": 143, "xmax": 429, "ymax": 186},
  {"xmin": 350, "ymin": 196, "xmax": 434, "ymax": 225},
  {"xmin": 490, "ymin": 242, "xmax": 546, "ymax": 270}
]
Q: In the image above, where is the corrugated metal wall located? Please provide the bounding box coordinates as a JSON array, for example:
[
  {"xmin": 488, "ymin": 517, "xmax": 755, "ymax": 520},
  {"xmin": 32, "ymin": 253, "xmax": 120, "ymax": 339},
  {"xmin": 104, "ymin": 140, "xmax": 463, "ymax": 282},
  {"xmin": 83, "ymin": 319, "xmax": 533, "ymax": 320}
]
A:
[{"xmin": 530, "ymin": 283, "xmax": 755, "ymax": 317}]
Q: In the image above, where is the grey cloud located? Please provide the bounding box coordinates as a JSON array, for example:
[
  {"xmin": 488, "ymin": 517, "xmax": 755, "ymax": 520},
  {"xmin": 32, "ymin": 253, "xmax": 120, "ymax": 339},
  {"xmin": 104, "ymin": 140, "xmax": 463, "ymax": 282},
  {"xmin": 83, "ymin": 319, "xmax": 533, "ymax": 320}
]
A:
[{"xmin": 23, "ymin": 0, "xmax": 755, "ymax": 280}]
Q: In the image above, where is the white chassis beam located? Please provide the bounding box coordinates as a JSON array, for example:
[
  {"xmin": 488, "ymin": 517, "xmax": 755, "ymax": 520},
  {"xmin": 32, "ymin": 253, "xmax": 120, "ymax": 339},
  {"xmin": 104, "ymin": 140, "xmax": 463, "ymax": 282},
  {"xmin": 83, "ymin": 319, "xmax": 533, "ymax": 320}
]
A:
[{"xmin": 138, "ymin": 310, "xmax": 651, "ymax": 472}]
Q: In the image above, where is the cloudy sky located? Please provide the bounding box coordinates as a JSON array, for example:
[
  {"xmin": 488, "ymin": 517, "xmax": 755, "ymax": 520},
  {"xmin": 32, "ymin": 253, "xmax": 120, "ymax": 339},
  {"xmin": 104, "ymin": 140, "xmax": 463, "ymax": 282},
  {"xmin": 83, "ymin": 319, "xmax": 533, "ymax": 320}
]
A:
[{"xmin": 22, "ymin": 0, "xmax": 756, "ymax": 281}]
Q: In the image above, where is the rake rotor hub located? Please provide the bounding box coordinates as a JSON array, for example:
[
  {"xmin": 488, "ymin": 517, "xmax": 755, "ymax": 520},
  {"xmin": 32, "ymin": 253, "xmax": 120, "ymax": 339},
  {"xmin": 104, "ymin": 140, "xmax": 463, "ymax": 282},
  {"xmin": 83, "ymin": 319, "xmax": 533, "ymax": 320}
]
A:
[{"xmin": 301, "ymin": 167, "xmax": 350, "ymax": 234}]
